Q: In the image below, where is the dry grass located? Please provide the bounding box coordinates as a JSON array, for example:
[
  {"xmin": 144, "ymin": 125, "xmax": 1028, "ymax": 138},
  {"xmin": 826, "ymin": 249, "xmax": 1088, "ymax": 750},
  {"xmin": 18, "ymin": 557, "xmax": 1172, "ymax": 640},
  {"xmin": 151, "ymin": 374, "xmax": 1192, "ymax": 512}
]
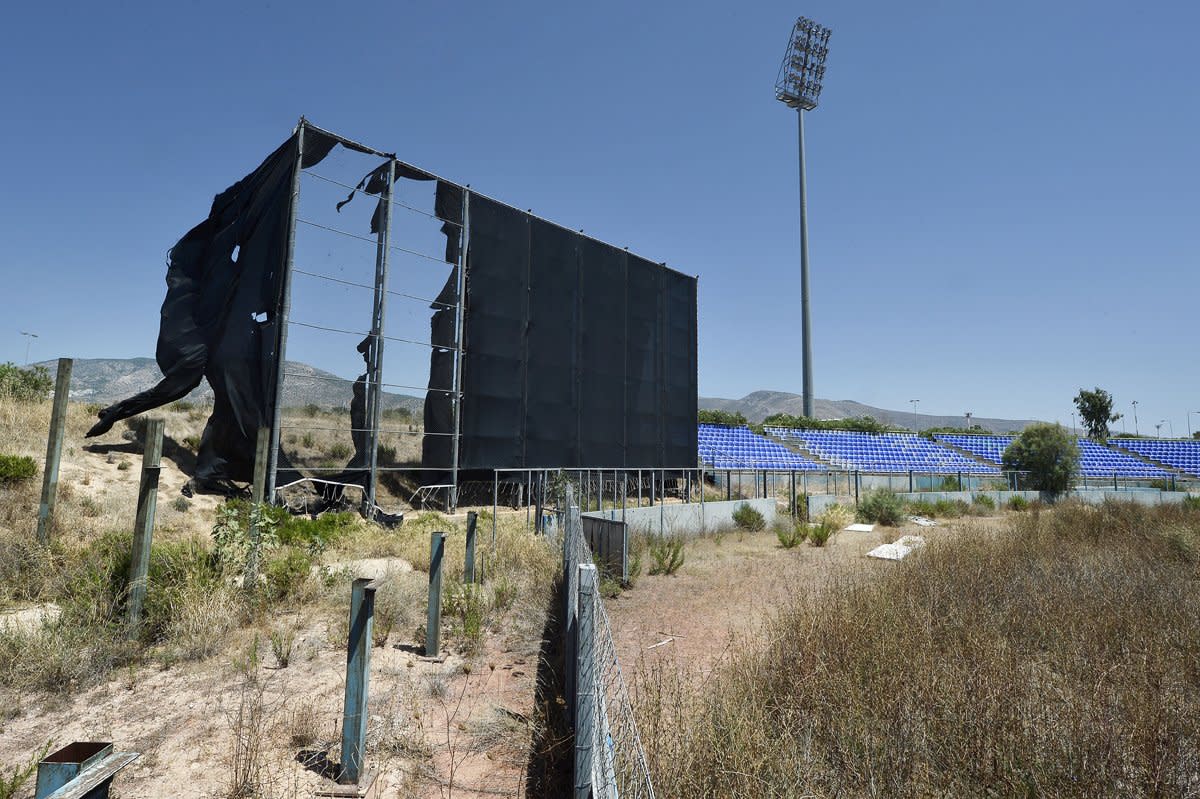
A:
[{"xmin": 636, "ymin": 500, "xmax": 1200, "ymax": 797}]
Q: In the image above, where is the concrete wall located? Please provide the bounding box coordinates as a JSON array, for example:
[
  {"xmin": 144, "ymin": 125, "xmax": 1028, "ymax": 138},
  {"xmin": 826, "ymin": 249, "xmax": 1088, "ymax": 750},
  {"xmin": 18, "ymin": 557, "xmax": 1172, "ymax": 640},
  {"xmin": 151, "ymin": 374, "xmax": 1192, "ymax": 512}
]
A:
[
  {"xmin": 582, "ymin": 497, "xmax": 777, "ymax": 538},
  {"xmin": 806, "ymin": 488, "xmax": 1195, "ymax": 517}
]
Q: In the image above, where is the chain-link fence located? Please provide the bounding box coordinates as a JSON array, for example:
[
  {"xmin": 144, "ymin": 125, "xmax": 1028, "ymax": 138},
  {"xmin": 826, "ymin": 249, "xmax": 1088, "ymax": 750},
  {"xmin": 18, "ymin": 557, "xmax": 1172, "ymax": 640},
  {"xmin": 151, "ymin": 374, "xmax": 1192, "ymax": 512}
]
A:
[{"xmin": 562, "ymin": 485, "xmax": 655, "ymax": 799}]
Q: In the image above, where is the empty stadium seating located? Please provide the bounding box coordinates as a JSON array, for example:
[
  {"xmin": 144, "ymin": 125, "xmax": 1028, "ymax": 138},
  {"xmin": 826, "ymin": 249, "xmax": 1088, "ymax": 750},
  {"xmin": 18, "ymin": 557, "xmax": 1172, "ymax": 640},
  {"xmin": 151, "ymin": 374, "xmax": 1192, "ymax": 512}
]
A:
[
  {"xmin": 935, "ymin": 433, "xmax": 1172, "ymax": 479},
  {"xmin": 1110, "ymin": 438, "xmax": 1200, "ymax": 477},
  {"xmin": 934, "ymin": 434, "xmax": 1014, "ymax": 466},
  {"xmin": 770, "ymin": 428, "xmax": 997, "ymax": 474},
  {"xmin": 697, "ymin": 424, "xmax": 825, "ymax": 470}
]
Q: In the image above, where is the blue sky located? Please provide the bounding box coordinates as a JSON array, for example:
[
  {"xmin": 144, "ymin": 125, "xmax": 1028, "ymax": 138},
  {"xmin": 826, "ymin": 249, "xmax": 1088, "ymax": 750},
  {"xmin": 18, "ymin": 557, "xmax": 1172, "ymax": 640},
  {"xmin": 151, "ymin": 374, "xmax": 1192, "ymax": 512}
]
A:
[{"xmin": 1, "ymin": 1, "xmax": 1197, "ymax": 433}]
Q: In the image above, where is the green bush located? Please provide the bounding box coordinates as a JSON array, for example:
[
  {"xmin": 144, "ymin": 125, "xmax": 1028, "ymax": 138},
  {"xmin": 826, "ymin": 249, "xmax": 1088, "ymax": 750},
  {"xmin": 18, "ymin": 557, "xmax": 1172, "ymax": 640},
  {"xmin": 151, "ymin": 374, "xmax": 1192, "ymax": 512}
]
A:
[
  {"xmin": 971, "ymin": 494, "xmax": 996, "ymax": 511},
  {"xmin": 698, "ymin": 409, "xmax": 748, "ymax": 427},
  {"xmin": 808, "ymin": 519, "xmax": 836, "ymax": 547},
  {"xmin": 648, "ymin": 534, "xmax": 685, "ymax": 576},
  {"xmin": 762, "ymin": 413, "xmax": 889, "ymax": 434},
  {"xmin": 731, "ymin": 503, "xmax": 766, "ymax": 532},
  {"xmin": 1007, "ymin": 495, "xmax": 1030, "ymax": 511},
  {"xmin": 1002, "ymin": 422, "xmax": 1079, "ymax": 496},
  {"xmin": 0, "ymin": 454, "xmax": 36, "ymax": 484},
  {"xmin": 263, "ymin": 547, "xmax": 313, "ymax": 602},
  {"xmin": 857, "ymin": 489, "xmax": 905, "ymax": 526},
  {"xmin": 776, "ymin": 521, "xmax": 807, "ymax": 549},
  {"xmin": 1180, "ymin": 495, "xmax": 1200, "ymax": 512},
  {"xmin": 0, "ymin": 363, "xmax": 52, "ymax": 402}
]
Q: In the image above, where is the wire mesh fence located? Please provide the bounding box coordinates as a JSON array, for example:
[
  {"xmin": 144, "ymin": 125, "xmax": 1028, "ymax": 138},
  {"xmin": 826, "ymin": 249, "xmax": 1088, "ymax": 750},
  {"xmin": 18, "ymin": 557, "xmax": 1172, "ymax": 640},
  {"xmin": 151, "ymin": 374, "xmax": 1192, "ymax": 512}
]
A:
[{"xmin": 562, "ymin": 485, "xmax": 656, "ymax": 799}]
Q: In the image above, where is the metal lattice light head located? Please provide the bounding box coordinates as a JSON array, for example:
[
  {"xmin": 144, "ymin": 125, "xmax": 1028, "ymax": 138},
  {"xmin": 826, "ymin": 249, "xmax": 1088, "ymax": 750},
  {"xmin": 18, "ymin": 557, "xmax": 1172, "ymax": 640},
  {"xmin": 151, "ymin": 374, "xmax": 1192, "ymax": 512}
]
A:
[{"xmin": 775, "ymin": 16, "xmax": 832, "ymax": 111}]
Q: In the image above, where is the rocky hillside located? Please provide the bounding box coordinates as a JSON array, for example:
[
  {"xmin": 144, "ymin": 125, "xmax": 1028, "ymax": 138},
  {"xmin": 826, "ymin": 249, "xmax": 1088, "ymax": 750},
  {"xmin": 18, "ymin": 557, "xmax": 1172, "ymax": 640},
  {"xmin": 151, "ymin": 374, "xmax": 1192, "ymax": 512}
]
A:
[
  {"xmin": 699, "ymin": 390, "xmax": 1038, "ymax": 433},
  {"xmin": 40, "ymin": 358, "xmax": 424, "ymax": 412}
]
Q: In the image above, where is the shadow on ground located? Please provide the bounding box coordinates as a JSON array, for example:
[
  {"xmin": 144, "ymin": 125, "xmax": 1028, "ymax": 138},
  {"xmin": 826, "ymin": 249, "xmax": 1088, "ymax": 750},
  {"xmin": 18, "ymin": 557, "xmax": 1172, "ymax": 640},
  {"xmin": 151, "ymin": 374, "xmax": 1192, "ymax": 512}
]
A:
[{"xmin": 523, "ymin": 585, "xmax": 572, "ymax": 797}]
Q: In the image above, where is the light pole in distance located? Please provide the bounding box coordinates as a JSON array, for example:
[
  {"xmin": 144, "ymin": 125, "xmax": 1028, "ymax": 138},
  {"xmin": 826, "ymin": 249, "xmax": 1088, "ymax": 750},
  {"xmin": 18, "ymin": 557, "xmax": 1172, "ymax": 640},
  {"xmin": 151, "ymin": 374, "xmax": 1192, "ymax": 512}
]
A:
[
  {"xmin": 1132, "ymin": 400, "xmax": 1139, "ymax": 436},
  {"xmin": 775, "ymin": 16, "xmax": 831, "ymax": 419},
  {"xmin": 19, "ymin": 331, "xmax": 37, "ymax": 365},
  {"xmin": 910, "ymin": 399, "xmax": 920, "ymax": 432}
]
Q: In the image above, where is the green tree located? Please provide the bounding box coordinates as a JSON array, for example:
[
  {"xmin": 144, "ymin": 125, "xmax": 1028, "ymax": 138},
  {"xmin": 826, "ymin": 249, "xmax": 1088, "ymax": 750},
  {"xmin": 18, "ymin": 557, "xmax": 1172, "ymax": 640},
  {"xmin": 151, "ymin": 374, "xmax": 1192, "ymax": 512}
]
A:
[
  {"xmin": 0, "ymin": 362, "xmax": 53, "ymax": 402},
  {"xmin": 1002, "ymin": 422, "xmax": 1079, "ymax": 496},
  {"xmin": 1073, "ymin": 387, "xmax": 1121, "ymax": 442},
  {"xmin": 698, "ymin": 409, "xmax": 748, "ymax": 427}
]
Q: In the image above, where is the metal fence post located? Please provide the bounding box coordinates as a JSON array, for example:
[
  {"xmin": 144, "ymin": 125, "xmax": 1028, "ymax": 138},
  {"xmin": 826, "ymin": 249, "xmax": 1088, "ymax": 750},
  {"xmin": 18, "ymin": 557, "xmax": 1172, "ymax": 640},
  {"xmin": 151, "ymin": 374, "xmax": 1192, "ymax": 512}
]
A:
[
  {"xmin": 126, "ymin": 417, "xmax": 164, "ymax": 638},
  {"xmin": 464, "ymin": 511, "xmax": 477, "ymax": 584},
  {"xmin": 426, "ymin": 532, "xmax": 446, "ymax": 657},
  {"xmin": 340, "ymin": 577, "xmax": 377, "ymax": 785},
  {"xmin": 574, "ymin": 563, "xmax": 598, "ymax": 799},
  {"xmin": 36, "ymin": 357, "xmax": 72, "ymax": 543},
  {"xmin": 563, "ymin": 487, "xmax": 579, "ymax": 722}
]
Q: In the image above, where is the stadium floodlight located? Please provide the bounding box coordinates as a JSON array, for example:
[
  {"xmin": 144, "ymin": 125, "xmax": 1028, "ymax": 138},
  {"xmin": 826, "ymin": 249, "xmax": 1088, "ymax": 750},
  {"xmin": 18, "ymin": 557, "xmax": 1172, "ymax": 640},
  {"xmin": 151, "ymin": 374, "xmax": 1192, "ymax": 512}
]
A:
[{"xmin": 776, "ymin": 16, "xmax": 831, "ymax": 418}]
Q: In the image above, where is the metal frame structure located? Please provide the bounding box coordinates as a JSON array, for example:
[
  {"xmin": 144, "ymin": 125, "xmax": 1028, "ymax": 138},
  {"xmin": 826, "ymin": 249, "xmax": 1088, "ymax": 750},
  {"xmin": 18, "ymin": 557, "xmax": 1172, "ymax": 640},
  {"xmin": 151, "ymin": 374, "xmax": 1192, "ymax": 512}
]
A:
[{"xmin": 264, "ymin": 120, "xmax": 691, "ymax": 515}]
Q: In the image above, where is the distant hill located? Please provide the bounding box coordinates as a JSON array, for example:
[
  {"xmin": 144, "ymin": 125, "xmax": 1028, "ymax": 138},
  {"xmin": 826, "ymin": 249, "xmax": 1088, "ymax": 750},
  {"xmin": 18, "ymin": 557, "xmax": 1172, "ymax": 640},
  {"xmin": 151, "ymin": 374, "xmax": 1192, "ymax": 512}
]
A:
[
  {"xmin": 700, "ymin": 390, "xmax": 1039, "ymax": 434},
  {"xmin": 39, "ymin": 358, "xmax": 424, "ymax": 412}
]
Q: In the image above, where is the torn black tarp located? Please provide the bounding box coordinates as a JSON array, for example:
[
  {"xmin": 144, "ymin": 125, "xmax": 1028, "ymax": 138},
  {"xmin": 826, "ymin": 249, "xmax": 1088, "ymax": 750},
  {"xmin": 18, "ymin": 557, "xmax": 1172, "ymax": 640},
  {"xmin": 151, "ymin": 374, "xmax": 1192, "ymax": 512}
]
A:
[{"xmin": 86, "ymin": 130, "xmax": 336, "ymax": 488}]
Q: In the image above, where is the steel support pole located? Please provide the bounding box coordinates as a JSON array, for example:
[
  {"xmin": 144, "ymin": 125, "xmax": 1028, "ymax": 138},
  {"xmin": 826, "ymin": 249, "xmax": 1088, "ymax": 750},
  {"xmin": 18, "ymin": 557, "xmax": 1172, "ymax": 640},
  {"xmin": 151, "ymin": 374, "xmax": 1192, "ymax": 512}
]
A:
[
  {"xmin": 266, "ymin": 122, "xmax": 304, "ymax": 503},
  {"xmin": 492, "ymin": 470, "xmax": 498, "ymax": 550},
  {"xmin": 797, "ymin": 109, "xmax": 814, "ymax": 418},
  {"xmin": 449, "ymin": 189, "xmax": 470, "ymax": 511},
  {"xmin": 36, "ymin": 357, "xmax": 72, "ymax": 543},
  {"xmin": 127, "ymin": 417, "xmax": 163, "ymax": 638},
  {"xmin": 340, "ymin": 578, "xmax": 377, "ymax": 785},
  {"xmin": 364, "ymin": 159, "xmax": 396, "ymax": 517}
]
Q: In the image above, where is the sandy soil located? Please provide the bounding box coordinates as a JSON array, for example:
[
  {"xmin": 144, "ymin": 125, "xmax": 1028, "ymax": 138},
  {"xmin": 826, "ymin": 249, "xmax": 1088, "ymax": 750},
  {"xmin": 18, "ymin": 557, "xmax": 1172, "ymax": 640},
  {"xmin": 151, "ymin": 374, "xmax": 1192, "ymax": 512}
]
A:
[
  {"xmin": 604, "ymin": 516, "xmax": 1005, "ymax": 683},
  {"xmin": 0, "ymin": 606, "xmax": 541, "ymax": 798}
]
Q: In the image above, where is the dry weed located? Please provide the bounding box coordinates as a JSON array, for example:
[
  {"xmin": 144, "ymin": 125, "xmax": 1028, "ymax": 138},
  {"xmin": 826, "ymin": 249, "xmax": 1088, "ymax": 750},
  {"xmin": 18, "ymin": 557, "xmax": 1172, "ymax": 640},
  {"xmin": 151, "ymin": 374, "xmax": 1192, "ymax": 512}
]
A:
[{"xmin": 637, "ymin": 501, "xmax": 1200, "ymax": 797}]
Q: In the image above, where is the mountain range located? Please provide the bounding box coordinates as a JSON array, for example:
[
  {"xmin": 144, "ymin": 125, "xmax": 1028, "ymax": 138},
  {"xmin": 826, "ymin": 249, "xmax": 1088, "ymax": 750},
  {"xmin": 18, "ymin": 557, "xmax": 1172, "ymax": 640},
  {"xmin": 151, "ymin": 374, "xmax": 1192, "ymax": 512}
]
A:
[
  {"xmin": 699, "ymin": 391, "xmax": 1038, "ymax": 433},
  {"xmin": 40, "ymin": 358, "xmax": 424, "ymax": 412},
  {"xmin": 40, "ymin": 359, "xmax": 1038, "ymax": 432}
]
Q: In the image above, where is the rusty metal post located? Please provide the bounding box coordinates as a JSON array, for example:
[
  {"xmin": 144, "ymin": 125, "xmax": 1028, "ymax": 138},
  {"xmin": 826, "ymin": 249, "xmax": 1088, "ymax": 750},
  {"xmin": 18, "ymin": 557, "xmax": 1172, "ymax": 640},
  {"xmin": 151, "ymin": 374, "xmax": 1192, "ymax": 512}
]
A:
[{"xmin": 426, "ymin": 532, "xmax": 446, "ymax": 656}]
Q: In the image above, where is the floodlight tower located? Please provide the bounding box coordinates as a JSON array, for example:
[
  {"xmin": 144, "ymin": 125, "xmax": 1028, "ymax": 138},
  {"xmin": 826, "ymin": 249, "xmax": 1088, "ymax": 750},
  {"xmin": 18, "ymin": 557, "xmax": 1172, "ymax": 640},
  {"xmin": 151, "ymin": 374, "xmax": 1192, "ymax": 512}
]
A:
[{"xmin": 776, "ymin": 16, "xmax": 831, "ymax": 419}]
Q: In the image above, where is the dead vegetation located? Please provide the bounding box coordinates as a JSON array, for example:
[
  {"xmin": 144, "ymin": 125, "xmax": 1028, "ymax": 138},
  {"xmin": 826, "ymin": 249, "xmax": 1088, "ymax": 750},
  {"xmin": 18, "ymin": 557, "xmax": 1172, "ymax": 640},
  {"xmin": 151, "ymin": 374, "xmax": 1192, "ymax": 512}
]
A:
[
  {"xmin": 634, "ymin": 500, "xmax": 1200, "ymax": 797},
  {"xmin": 0, "ymin": 392, "xmax": 559, "ymax": 797}
]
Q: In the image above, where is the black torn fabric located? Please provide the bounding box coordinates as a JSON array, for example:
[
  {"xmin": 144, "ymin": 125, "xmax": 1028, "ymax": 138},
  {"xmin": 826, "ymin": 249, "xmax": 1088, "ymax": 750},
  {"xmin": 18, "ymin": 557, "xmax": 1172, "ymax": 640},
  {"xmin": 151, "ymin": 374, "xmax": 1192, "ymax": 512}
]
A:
[
  {"xmin": 86, "ymin": 131, "xmax": 335, "ymax": 486},
  {"xmin": 335, "ymin": 159, "xmax": 436, "ymax": 234}
]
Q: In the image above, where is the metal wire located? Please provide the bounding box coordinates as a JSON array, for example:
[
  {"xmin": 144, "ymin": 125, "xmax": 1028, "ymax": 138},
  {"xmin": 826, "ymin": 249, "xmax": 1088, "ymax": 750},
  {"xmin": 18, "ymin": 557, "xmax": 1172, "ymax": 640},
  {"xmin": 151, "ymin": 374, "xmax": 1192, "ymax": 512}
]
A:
[
  {"xmin": 286, "ymin": 319, "xmax": 459, "ymax": 353},
  {"xmin": 281, "ymin": 369, "xmax": 458, "ymax": 395},
  {"xmin": 293, "ymin": 267, "xmax": 457, "ymax": 309}
]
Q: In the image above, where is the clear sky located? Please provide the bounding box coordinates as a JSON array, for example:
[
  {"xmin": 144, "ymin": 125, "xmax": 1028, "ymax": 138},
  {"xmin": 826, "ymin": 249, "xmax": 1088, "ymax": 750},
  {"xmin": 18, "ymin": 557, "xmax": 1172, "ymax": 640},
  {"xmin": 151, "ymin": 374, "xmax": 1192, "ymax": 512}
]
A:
[{"xmin": 1, "ymin": 1, "xmax": 1197, "ymax": 434}]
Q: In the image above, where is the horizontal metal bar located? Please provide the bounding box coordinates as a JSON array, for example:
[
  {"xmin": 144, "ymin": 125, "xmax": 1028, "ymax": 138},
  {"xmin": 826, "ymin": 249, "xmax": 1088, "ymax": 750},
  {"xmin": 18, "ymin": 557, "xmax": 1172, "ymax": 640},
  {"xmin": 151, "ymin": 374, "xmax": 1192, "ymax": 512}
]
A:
[
  {"xmin": 301, "ymin": 119, "xmax": 395, "ymax": 159},
  {"xmin": 286, "ymin": 319, "xmax": 460, "ymax": 352}
]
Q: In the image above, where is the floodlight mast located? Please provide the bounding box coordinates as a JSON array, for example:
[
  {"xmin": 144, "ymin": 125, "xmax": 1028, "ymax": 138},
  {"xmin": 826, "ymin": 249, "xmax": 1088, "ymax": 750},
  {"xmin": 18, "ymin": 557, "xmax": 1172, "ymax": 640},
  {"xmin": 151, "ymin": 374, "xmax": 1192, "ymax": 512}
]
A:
[{"xmin": 776, "ymin": 16, "xmax": 831, "ymax": 419}]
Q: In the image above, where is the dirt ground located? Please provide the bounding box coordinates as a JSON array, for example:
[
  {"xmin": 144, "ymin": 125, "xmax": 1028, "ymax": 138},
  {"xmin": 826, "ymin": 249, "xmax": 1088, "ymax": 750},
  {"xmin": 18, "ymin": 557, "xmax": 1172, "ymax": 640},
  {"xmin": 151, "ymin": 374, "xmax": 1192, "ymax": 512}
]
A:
[
  {"xmin": 605, "ymin": 515, "xmax": 1006, "ymax": 684},
  {"xmin": 0, "ymin": 582, "xmax": 543, "ymax": 799}
]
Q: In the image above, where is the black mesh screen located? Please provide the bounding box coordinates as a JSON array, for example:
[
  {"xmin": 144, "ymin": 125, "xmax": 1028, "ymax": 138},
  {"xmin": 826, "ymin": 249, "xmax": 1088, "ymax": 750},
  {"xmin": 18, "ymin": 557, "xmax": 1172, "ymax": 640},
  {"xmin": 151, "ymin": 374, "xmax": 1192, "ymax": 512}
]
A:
[{"xmin": 425, "ymin": 192, "xmax": 697, "ymax": 470}]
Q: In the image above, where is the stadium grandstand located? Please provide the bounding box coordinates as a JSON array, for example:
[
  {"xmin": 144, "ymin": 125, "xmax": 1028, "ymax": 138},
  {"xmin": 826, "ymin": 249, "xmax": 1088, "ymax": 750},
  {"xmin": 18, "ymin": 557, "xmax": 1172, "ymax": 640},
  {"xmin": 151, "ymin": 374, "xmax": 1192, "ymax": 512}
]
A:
[
  {"xmin": 935, "ymin": 433, "xmax": 1172, "ymax": 479},
  {"xmin": 697, "ymin": 424, "xmax": 823, "ymax": 470},
  {"xmin": 1109, "ymin": 438, "xmax": 1200, "ymax": 478},
  {"xmin": 768, "ymin": 428, "xmax": 997, "ymax": 474}
]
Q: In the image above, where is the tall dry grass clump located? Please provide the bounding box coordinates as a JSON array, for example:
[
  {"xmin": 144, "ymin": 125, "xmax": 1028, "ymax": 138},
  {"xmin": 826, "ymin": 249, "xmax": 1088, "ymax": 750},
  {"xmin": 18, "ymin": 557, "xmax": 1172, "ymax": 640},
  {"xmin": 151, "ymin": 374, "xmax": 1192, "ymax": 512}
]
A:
[{"xmin": 637, "ymin": 500, "xmax": 1200, "ymax": 798}]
